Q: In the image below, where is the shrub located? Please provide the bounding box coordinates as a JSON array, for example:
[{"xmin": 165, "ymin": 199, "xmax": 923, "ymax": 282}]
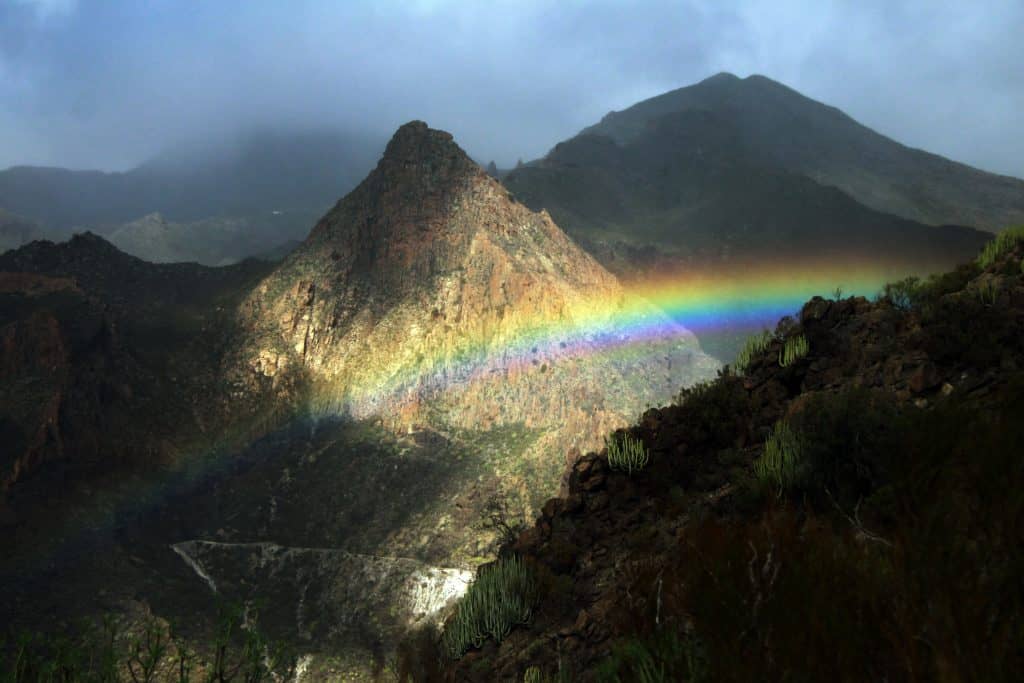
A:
[
  {"xmin": 442, "ymin": 556, "xmax": 539, "ymax": 659},
  {"xmin": 0, "ymin": 603, "xmax": 293, "ymax": 683},
  {"xmin": 732, "ymin": 330, "xmax": 772, "ymax": 375},
  {"xmin": 785, "ymin": 389, "xmax": 899, "ymax": 512},
  {"xmin": 976, "ymin": 224, "xmax": 1024, "ymax": 269},
  {"xmin": 605, "ymin": 433, "xmax": 650, "ymax": 474},
  {"xmin": 977, "ymin": 277, "xmax": 999, "ymax": 306},
  {"xmin": 521, "ymin": 665, "xmax": 572, "ymax": 683},
  {"xmin": 753, "ymin": 420, "xmax": 805, "ymax": 493},
  {"xmin": 523, "ymin": 666, "xmax": 543, "ymax": 683},
  {"xmin": 880, "ymin": 276, "xmax": 921, "ymax": 310},
  {"xmin": 672, "ymin": 374, "xmax": 754, "ymax": 453},
  {"xmin": 778, "ymin": 334, "xmax": 809, "ymax": 367},
  {"xmin": 595, "ymin": 631, "xmax": 708, "ymax": 683}
]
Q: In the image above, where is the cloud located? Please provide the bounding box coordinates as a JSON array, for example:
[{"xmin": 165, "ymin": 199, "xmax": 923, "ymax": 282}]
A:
[
  {"xmin": 0, "ymin": 0, "xmax": 1020, "ymax": 178},
  {"xmin": 13, "ymin": 0, "xmax": 77, "ymax": 21}
]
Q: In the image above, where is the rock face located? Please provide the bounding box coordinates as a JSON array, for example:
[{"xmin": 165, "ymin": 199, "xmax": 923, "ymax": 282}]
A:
[
  {"xmin": 0, "ymin": 271, "xmax": 132, "ymax": 496},
  {"xmin": 172, "ymin": 540, "xmax": 472, "ymax": 641},
  {"xmin": 237, "ymin": 121, "xmax": 718, "ymax": 455}
]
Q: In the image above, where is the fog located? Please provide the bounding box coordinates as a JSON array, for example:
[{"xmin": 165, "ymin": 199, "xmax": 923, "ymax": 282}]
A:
[{"xmin": 1, "ymin": 0, "xmax": 1022, "ymax": 177}]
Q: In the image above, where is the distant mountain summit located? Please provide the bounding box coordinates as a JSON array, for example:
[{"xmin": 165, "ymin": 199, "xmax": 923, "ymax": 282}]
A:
[
  {"xmin": 582, "ymin": 72, "xmax": 1024, "ymax": 232},
  {"xmin": 236, "ymin": 121, "xmax": 718, "ymax": 453},
  {"xmin": 504, "ymin": 73, "xmax": 995, "ymax": 288}
]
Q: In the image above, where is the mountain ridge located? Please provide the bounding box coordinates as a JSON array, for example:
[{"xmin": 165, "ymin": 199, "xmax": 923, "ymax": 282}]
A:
[{"xmin": 577, "ymin": 72, "xmax": 1024, "ymax": 231}]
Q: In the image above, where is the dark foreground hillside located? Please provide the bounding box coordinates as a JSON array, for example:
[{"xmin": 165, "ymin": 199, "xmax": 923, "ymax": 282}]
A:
[{"xmin": 428, "ymin": 231, "xmax": 1024, "ymax": 681}]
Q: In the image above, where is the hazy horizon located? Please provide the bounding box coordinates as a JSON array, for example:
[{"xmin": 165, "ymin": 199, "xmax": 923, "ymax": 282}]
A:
[{"xmin": 2, "ymin": 1, "xmax": 1022, "ymax": 179}]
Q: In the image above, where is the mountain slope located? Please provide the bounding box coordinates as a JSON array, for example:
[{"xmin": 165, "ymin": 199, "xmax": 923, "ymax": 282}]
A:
[
  {"xmin": 0, "ymin": 233, "xmax": 274, "ymax": 504},
  {"xmin": 1, "ymin": 125, "xmax": 720, "ymax": 676},
  {"xmin": 443, "ymin": 235, "xmax": 1024, "ymax": 682},
  {"xmin": 508, "ymin": 108, "xmax": 990, "ymax": 276},
  {"xmin": 581, "ymin": 72, "xmax": 1024, "ymax": 232},
  {"xmin": 236, "ymin": 120, "xmax": 719, "ymax": 455}
]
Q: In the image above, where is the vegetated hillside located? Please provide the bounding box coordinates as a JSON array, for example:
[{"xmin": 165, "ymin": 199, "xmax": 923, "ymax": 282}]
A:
[
  {"xmin": 505, "ymin": 91, "xmax": 992, "ymax": 281},
  {"xmin": 581, "ymin": 72, "xmax": 1024, "ymax": 232},
  {"xmin": 0, "ymin": 129, "xmax": 385, "ymax": 247},
  {"xmin": 432, "ymin": 230, "xmax": 1024, "ymax": 681}
]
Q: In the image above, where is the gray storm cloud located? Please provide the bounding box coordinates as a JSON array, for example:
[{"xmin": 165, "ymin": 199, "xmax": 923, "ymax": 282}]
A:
[{"xmin": 0, "ymin": 0, "xmax": 1021, "ymax": 178}]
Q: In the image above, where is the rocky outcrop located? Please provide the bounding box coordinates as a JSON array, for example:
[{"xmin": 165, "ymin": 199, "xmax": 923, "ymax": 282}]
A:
[{"xmin": 236, "ymin": 122, "xmax": 718, "ymax": 456}]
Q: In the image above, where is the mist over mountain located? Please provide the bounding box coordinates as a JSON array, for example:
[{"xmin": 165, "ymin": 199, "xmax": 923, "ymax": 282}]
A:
[{"xmin": 0, "ymin": 128, "xmax": 385, "ymax": 238}]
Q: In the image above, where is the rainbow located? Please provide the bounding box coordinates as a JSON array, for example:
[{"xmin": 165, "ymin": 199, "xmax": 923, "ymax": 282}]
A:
[
  {"xmin": 8, "ymin": 256, "xmax": 942, "ymax": 574},
  {"xmin": 303, "ymin": 257, "xmax": 920, "ymax": 419}
]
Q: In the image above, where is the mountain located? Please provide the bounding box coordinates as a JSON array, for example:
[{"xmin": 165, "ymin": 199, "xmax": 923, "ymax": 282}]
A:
[
  {"xmin": 0, "ymin": 233, "xmax": 274, "ymax": 507},
  {"xmin": 107, "ymin": 212, "xmax": 304, "ymax": 266},
  {"xmin": 503, "ymin": 73, "xmax": 998, "ymax": 279},
  {"xmin": 0, "ymin": 129, "xmax": 385, "ymax": 253},
  {"xmin": 235, "ymin": 119, "xmax": 719, "ymax": 459},
  {"xmin": 582, "ymin": 72, "xmax": 1024, "ymax": 232},
  {"xmin": 440, "ymin": 233, "xmax": 1024, "ymax": 681},
  {"xmin": 0, "ymin": 124, "xmax": 719, "ymax": 675}
]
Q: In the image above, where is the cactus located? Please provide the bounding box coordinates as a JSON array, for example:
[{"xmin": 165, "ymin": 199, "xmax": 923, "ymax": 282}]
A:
[
  {"xmin": 778, "ymin": 335, "xmax": 809, "ymax": 367},
  {"xmin": 606, "ymin": 433, "xmax": 650, "ymax": 474}
]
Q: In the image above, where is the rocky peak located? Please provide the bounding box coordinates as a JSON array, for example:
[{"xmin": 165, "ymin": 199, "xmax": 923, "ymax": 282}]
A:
[
  {"xmin": 237, "ymin": 122, "xmax": 718, "ymax": 450},
  {"xmin": 378, "ymin": 120, "xmax": 477, "ymax": 175}
]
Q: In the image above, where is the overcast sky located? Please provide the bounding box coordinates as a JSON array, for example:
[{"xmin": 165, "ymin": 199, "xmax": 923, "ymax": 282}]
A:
[{"xmin": 1, "ymin": 0, "xmax": 1022, "ymax": 177}]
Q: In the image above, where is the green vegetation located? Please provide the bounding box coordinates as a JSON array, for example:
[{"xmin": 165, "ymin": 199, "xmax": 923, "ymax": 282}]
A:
[
  {"xmin": 977, "ymin": 225, "xmax": 1024, "ymax": 269},
  {"xmin": 595, "ymin": 632, "xmax": 708, "ymax": 683},
  {"xmin": 978, "ymin": 277, "xmax": 999, "ymax": 305},
  {"xmin": 880, "ymin": 263, "xmax": 981, "ymax": 314},
  {"xmin": 594, "ymin": 380, "xmax": 1024, "ymax": 681},
  {"xmin": 880, "ymin": 275, "xmax": 921, "ymax": 310},
  {"xmin": 442, "ymin": 556, "xmax": 539, "ymax": 660},
  {"xmin": 778, "ymin": 334, "xmax": 809, "ymax": 367},
  {"xmin": 702, "ymin": 387, "xmax": 1021, "ymax": 679},
  {"xmin": 753, "ymin": 420, "xmax": 805, "ymax": 494},
  {"xmin": 520, "ymin": 665, "xmax": 571, "ymax": 683},
  {"xmin": 0, "ymin": 604, "xmax": 295, "ymax": 683},
  {"xmin": 732, "ymin": 329, "xmax": 771, "ymax": 375},
  {"xmin": 476, "ymin": 495, "xmax": 527, "ymax": 550},
  {"xmin": 605, "ymin": 433, "xmax": 650, "ymax": 474}
]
